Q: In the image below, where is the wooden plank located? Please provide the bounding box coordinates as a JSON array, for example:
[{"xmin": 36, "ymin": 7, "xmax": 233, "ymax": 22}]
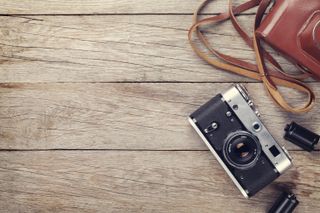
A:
[
  {"xmin": 0, "ymin": 0, "xmax": 252, "ymax": 15},
  {"xmin": 0, "ymin": 151, "xmax": 318, "ymax": 212},
  {"xmin": 0, "ymin": 15, "xmax": 304, "ymax": 83},
  {"xmin": 0, "ymin": 82, "xmax": 319, "ymax": 150}
]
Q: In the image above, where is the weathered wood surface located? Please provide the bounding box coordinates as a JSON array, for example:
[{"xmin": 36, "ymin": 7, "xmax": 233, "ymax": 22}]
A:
[
  {"xmin": 0, "ymin": 0, "xmax": 319, "ymax": 212},
  {"xmin": 0, "ymin": 15, "xmax": 305, "ymax": 83},
  {"xmin": 0, "ymin": 151, "xmax": 319, "ymax": 213},
  {"xmin": 0, "ymin": 0, "xmax": 251, "ymax": 14},
  {"xmin": 0, "ymin": 83, "xmax": 319, "ymax": 150}
]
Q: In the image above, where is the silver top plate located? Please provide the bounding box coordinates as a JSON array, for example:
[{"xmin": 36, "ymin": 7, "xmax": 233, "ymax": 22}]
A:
[{"xmin": 222, "ymin": 84, "xmax": 292, "ymax": 174}]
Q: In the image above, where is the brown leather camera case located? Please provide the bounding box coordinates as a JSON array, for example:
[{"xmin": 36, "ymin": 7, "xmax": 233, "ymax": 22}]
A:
[
  {"xmin": 256, "ymin": 0, "xmax": 320, "ymax": 78},
  {"xmin": 189, "ymin": 0, "xmax": 319, "ymax": 113}
]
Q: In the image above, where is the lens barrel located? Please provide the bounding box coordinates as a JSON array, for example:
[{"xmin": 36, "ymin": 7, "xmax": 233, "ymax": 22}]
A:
[{"xmin": 223, "ymin": 131, "xmax": 261, "ymax": 169}]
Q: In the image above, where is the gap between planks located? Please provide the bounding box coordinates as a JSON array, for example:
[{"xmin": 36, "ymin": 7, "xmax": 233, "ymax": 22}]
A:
[
  {"xmin": 0, "ymin": 149, "xmax": 318, "ymax": 152},
  {"xmin": 0, "ymin": 13, "xmax": 257, "ymax": 16},
  {"xmin": 0, "ymin": 81, "xmax": 316, "ymax": 84}
]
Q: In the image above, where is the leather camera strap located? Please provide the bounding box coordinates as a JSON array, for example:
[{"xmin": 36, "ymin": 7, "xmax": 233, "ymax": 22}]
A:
[{"xmin": 188, "ymin": 0, "xmax": 315, "ymax": 113}]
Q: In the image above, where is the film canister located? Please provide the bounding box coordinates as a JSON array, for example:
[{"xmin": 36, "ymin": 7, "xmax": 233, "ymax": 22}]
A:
[
  {"xmin": 284, "ymin": 122, "xmax": 319, "ymax": 152},
  {"xmin": 268, "ymin": 192, "xmax": 299, "ymax": 213}
]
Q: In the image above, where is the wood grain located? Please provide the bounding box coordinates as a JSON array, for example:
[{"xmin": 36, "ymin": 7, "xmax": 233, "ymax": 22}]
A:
[
  {"xmin": 0, "ymin": 151, "xmax": 318, "ymax": 212},
  {"xmin": 0, "ymin": 0, "xmax": 319, "ymax": 212},
  {"xmin": 0, "ymin": 83, "xmax": 318, "ymax": 150},
  {"xmin": 0, "ymin": 0, "xmax": 252, "ymax": 15},
  {"xmin": 0, "ymin": 15, "xmax": 305, "ymax": 83}
]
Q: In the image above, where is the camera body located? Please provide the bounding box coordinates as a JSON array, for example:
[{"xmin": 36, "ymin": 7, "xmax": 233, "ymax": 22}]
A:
[{"xmin": 189, "ymin": 84, "xmax": 292, "ymax": 198}]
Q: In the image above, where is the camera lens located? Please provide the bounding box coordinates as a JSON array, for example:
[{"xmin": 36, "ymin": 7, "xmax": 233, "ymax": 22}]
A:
[{"xmin": 223, "ymin": 131, "xmax": 261, "ymax": 169}]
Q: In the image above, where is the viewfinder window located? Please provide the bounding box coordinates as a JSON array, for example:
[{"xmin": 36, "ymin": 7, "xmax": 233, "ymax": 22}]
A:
[{"xmin": 269, "ymin": 145, "xmax": 280, "ymax": 157}]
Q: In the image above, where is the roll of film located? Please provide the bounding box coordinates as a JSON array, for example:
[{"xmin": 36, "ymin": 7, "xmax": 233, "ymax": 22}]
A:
[{"xmin": 268, "ymin": 192, "xmax": 299, "ymax": 213}]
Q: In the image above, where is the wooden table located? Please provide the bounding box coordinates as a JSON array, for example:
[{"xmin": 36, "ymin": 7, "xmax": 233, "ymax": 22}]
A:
[{"xmin": 0, "ymin": 0, "xmax": 319, "ymax": 212}]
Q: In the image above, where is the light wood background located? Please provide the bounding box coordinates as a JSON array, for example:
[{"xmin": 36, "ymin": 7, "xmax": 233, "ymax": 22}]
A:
[{"xmin": 0, "ymin": 0, "xmax": 319, "ymax": 212}]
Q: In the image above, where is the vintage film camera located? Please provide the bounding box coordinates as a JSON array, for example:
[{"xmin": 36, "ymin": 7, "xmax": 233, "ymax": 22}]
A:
[{"xmin": 188, "ymin": 84, "xmax": 292, "ymax": 198}]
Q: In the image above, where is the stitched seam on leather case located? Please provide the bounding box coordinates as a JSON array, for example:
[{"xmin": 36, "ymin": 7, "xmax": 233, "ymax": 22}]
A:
[
  {"xmin": 257, "ymin": 0, "xmax": 289, "ymax": 38},
  {"xmin": 261, "ymin": 0, "xmax": 289, "ymax": 37},
  {"xmin": 297, "ymin": 10, "xmax": 320, "ymax": 65},
  {"xmin": 313, "ymin": 21, "xmax": 320, "ymax": 49}
]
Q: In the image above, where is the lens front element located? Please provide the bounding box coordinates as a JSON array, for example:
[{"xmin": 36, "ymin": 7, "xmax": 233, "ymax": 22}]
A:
[{"xmin": 223, "ymin": 131, "xmax": 261, "ymax": 169}]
